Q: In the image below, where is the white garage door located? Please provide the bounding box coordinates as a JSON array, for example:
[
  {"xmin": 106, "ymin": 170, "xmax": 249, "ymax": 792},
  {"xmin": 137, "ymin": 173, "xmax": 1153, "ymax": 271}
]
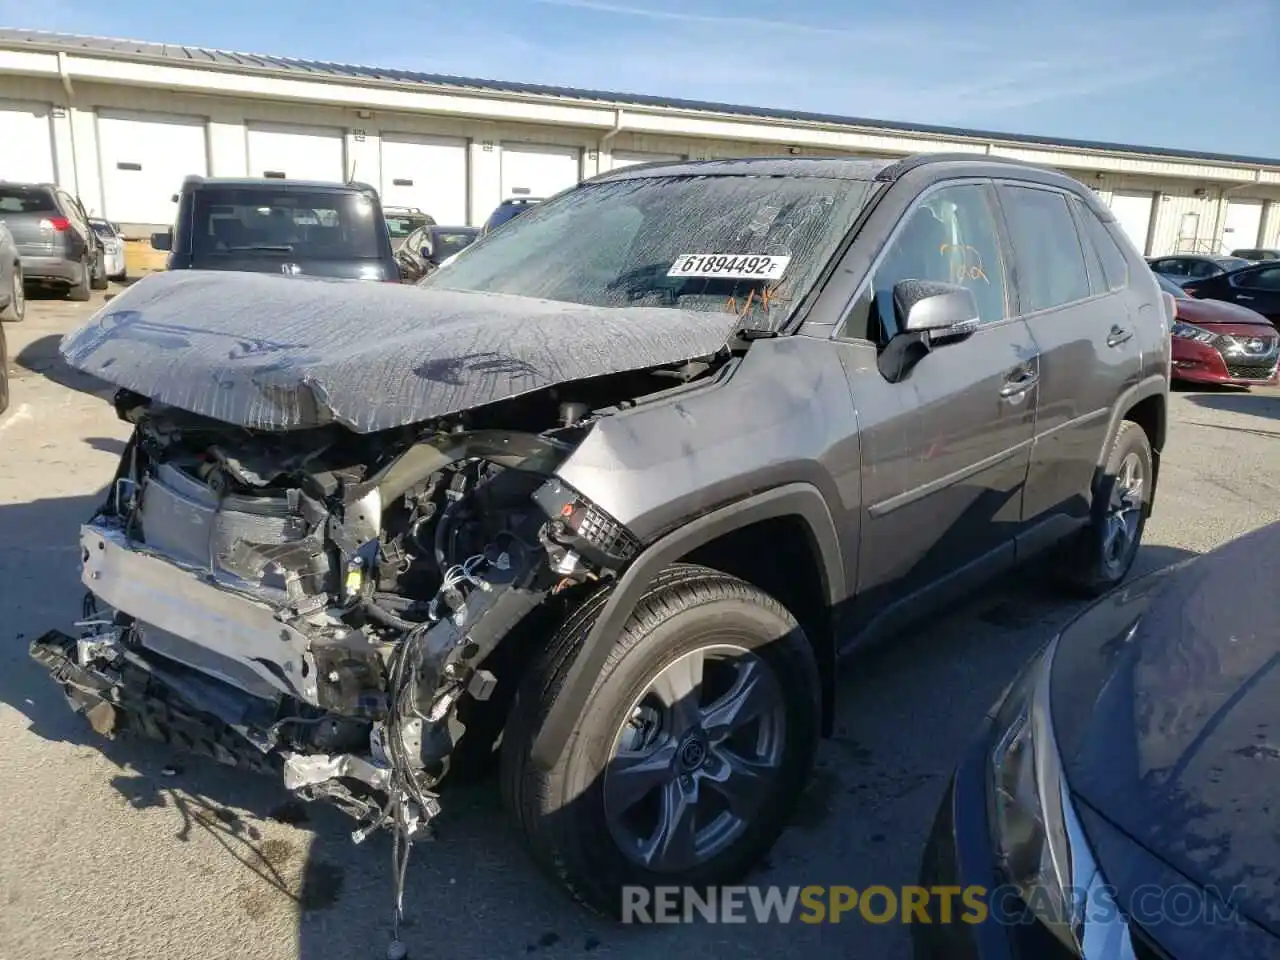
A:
[
  {"xmin": 1108, "ymin": 191, "xmax": 1155, "ymax": 254},
  {"xmin": 610, "ymin": 150, "xmax": 684, "ymax": 170},
  {"xmin": 246, "ymin": 123, "xmax": 345, "ymax": 183},
  {"xmin": 98, "ymin": 110, "xmax": 208, "ymax": 225},
  {"xmin": 0, "ymin": 100, "xmax": 57, "ymax": 183},
  {"xmin": 500, "ymin": 143, "xmax": 580, "ymax": 200},
  {"xmin": 1222, "ymin": 199, "xmax": 1264, "ymax": 254},
  {"xmin": 380, "ymin": 134, "xmax": 468, "ymax": 224}
]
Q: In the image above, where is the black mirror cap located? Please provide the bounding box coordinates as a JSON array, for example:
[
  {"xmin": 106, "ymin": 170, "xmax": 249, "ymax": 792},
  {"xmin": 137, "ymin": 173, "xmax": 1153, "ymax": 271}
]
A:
[
  {"xmin": 895, "ymin": 279, "xmax": 981, "ymax": 337},
  {"xmin": 150, "ymin": 230, "xmax": 172, "ymax": 252}
]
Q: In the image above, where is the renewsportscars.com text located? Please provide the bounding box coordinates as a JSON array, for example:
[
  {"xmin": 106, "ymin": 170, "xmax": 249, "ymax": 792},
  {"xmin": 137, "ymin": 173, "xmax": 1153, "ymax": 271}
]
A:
[{"xmin": 622, "ymin": 884, "xmax": 1245, "ymax": 926}]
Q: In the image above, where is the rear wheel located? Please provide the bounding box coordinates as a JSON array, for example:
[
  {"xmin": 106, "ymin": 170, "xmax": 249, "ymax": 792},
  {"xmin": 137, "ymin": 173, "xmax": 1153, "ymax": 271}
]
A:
[
  {"xmin": 0, "ymin": 264, "xmax": 23, "ymax": 322},
  {"xmin": 499, "ymin": 564, "xmax": 820, "ymax": 917},
  {"xmin": 90, "ymin": 255, "xmax": 109, "ymax": 291},
  {"xmin": 67, "ymin": 256, "xmax": 91, "ymax": 301},
  {"xmin": 1063, "ymin": 420, "xmax": 1152, "ymax": 595}
]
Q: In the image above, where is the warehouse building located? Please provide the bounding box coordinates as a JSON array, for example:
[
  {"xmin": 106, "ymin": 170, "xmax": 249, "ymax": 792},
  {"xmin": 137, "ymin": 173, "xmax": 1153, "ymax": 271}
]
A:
[{"xmin": 2, "ymin": 27, "xmax": 1279, "ymax": 257}]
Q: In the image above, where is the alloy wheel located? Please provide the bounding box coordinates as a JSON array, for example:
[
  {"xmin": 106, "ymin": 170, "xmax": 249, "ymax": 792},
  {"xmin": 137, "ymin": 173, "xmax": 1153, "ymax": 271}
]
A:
[
  {"xmin": 1102, "ymin": 451, "xmax": 1143, "ymax": 577},
  {"xmin": 603, "ymin": 643, "xmax": 787, "ymax": 872}
]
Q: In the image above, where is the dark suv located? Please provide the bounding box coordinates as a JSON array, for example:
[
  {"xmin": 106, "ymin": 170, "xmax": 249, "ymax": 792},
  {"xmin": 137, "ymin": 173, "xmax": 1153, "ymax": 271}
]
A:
[
  {"xmin": 37, "ymin": 153, "xmax": 1170, "ymax": 933},
  {"xmin": 153, "ymin": 177, "xmax": 399, "ymax": 281},
  {"xmin": 0, "ymin": 182, "xmax": 108, "ymax": 300}
]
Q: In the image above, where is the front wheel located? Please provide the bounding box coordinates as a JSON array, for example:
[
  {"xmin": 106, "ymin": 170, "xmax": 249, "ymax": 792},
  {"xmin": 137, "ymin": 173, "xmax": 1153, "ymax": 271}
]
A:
[
  {"xmin": 500, "ymin": 563, "xmax": 820, "ymax": 917},
  {"xmin": 1065, "ymin": 420, "xmax": 1153, "ymax": 595}
]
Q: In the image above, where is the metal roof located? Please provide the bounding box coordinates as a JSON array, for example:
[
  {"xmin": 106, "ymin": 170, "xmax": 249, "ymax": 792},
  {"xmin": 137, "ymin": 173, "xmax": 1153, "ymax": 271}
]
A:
[{"xmin": 3, "ymin": 27, "xmax": 1280, "ymax": 170}]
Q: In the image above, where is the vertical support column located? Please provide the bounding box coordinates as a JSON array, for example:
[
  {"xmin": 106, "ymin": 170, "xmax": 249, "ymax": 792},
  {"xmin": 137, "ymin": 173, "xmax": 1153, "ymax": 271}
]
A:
[
  {"xmin": 468, "ymin": 130, "xmax": 501, "ymax": 227},
  {"xmin": 68, "ymin": 106, "xmax": 102, "ymax": 217},
  {"xmin": 49, "ymin": 104, "xmax": 77, "ymax": 193},
  {"xmin": 207, "ymin": 116, "xmax": 247, "ymax": 177}
]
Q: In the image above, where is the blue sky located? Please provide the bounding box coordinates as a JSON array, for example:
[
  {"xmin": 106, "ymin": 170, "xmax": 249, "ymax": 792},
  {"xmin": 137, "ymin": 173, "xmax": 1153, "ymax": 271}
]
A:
[{"xmin": 4, "ymin": 0, "xmax": 1279, "ymax": 158}]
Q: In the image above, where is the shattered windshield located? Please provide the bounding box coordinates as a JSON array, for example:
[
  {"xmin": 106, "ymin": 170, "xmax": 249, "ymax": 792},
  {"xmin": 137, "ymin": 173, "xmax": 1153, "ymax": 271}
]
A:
[{"xmin": 421, "ymin": 175, "xmax": 873, "ymax": 329}]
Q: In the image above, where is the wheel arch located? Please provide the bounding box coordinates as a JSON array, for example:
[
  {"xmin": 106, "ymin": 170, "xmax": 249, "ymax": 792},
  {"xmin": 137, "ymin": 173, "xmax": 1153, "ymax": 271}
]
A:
[
  {"xmin": 1100, "ymin": 376, "xmax": 1167, "ymax": 505},
  {"xmin": 529, "ymin": 483, "xmax": 845, "ymax": 770}
]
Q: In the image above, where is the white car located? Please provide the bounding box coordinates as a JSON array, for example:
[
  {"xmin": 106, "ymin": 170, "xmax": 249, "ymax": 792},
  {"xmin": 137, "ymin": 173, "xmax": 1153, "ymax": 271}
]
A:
[{"xmin": 88, "ymin": 218, "xmax": 127, "ymax": 281}]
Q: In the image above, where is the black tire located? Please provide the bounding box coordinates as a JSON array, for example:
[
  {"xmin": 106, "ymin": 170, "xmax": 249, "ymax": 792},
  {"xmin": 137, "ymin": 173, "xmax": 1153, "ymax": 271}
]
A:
[
  {"xmin": 499, "ymin": 563, "xmax": 820, "ymax": 918},
  {"xmin": 0, "ymin": 325, "xmax": 9, "ymax": 415},
  {"xmin": 90, "ymin": 258, "xmax": 109, "ymax": 290},
  {"xmin": 67, "ymin": 256, "xmax": 91, "ymax": 301},
  {"xmin": 1064, "ymin": 420, "xmax": 1153, "ymax": 596},
  {"xmin": 0, "ymin": 265, "xmax": 23, "ymax": 322}
]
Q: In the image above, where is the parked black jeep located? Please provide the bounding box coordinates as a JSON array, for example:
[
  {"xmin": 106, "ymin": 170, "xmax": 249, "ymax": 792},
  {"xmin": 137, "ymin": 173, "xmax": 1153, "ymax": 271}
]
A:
[{"xmin": 152, "ymin": 177, "xmax": 399, "ymax": 281}]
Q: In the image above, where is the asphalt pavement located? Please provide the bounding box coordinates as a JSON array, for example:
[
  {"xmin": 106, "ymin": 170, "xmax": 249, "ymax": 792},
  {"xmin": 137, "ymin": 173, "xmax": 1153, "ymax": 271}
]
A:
[{"xmin": 3, "ymin": 290, "xmax": 1279, "ymax": 960}]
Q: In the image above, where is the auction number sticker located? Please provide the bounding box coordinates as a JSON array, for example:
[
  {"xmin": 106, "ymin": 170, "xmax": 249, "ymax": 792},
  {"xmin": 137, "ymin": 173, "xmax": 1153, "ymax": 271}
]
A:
[{"xmin": 668, "ymin": 253, "xmax": 791, "ymax": 280}]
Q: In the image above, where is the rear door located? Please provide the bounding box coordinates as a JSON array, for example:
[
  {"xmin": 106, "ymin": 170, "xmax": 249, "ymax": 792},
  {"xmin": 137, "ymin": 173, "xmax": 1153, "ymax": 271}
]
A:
[
  {"xmin": 996, "ymin": 183, "xmax": 1140, "ymax": 527},
  {"xmin": 56, "ymin": 189, "xmax": 91, "ymax": 259},
  {"xmin": 1223, "ymin": 264, "xmax": 1280, "ymax": 325}
]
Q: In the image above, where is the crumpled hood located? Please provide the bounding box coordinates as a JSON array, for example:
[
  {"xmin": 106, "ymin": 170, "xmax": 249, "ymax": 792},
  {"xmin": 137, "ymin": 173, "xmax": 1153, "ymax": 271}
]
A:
[
  {"xmin": 60, "ymin": 270, "xmax": 742, "ymax": 433},
  {"xmin": 1055, "ymin": 525, "xmax": 1280, "ymax": 937}
]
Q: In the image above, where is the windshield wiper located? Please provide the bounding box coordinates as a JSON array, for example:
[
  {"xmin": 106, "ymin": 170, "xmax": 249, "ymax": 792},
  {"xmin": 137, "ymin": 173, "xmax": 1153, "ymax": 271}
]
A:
[{"xmin": 221, "ymin": 244, "xmax": 295, "ymax": 253}]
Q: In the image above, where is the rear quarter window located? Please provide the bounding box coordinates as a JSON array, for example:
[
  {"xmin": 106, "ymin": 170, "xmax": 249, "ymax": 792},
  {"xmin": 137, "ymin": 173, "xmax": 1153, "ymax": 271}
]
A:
[
  {"xmin": 1072, "ymin": 197, "xmax": 1129, "ymax": 292},
  {"xmin": 1000, "ymin": 185, "xmax": 1091, "ymax": 312}
]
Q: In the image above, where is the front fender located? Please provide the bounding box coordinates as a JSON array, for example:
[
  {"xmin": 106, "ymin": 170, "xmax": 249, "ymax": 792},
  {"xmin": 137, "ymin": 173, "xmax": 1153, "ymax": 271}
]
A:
[{"xmin": 530, "ymin": 482, "xmax": 844, "ymax": 770}]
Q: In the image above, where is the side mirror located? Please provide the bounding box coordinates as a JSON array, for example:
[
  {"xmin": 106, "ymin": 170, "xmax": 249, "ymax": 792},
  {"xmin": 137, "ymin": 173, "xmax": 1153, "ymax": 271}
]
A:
[
  {"xmin": 895, "ymin": 280, "xmax": 980, "ymax": 338},
  {"xmin": 151, "ymin": 229, "xmax": 172, "ymax": 252}
]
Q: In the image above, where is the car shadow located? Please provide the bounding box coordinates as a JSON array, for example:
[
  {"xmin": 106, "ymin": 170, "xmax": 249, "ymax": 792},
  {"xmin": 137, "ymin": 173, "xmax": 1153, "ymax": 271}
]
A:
[
  {"xmin": 14, "ymin": 333, "xmax": 113, "ymax": 395},
  {"xmin": 0, "ymin": 486, "xmax": 1199, "ymax": 960},
  {"xmin": 1185, "ymin": 389, "xmax": 1280, "ymax": 419}
]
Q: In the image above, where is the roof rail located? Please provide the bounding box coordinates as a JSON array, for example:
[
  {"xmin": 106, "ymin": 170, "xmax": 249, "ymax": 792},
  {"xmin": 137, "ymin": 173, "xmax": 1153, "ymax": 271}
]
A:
[{"xmin": 874, "ymin": 152, "xmax": 1038, "ymax": 181}]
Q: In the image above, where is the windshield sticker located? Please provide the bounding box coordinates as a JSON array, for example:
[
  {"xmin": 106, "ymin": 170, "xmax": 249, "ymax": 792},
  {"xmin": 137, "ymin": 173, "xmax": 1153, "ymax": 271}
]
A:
[{"xmin": 668, "ymin": 254, "xmax": 791, "ymax": 281}]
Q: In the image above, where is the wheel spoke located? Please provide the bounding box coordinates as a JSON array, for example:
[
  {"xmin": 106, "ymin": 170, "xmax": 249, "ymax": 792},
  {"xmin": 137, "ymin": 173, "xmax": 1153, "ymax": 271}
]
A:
[
  {"xmin": 701, "ymin": 659, "xmax": 774, "ymax": 743},
  {"xmin": 648, "ymin": 649, "xmax": 705, "ymax": 736},
  {"xmin": 702, "ymin": 746, "xmax": 773, "ymax": 821},
  {"xmin": 605, "ymin": 740, "xmax": 678, "ymax": 815},
  {"xmin": 640, "ymin": 776, "xmax": 699, "ymax": 871}
]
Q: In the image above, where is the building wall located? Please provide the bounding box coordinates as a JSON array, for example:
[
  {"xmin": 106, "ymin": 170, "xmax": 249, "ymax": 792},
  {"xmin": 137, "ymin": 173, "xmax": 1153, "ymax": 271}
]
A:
[{"xmin": 4, "ymin": 70, "xmax": 1280, "ymax": 251}]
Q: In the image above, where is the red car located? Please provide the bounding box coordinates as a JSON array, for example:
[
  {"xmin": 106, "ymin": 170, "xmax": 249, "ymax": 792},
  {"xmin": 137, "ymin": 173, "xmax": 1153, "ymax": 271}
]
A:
[{"xmin": 1157, "ymin": 272, "xmax": 1279, "ymax": 386}]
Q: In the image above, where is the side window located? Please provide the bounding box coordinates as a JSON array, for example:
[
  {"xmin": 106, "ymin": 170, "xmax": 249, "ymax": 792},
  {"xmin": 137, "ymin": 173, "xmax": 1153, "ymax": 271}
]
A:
[
  {"xmin": 1243, "ymin": 266, "xmax": 1280, "ymax": 290},
  {"xmin": 1001, "ymin": 186, "xmax": 1090, "ymax": 312},
  {"xmin": 858, "ymin": 182, "xmax": 1009, "ymax": 341},
  {"xmin": 1071, "ymin": 200, "xmax": 1108, "ymax": 296},
  {"xmin": 1073, "ymin": 200, "xmax": 1129, "ymax": 291}
]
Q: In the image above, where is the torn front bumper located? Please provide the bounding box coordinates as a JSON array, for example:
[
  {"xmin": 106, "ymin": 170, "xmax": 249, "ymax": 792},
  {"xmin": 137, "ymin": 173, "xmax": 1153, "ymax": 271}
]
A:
[{"xmin": 79, "ymin": 520, "xmax": 320, "ymax": 706}]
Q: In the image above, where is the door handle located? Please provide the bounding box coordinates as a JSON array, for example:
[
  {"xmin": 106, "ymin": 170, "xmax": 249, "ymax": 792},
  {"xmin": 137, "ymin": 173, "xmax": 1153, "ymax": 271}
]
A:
[
  {"xmin": 1106, "ymin": 325, "xmax": 1133, "ymax": 348},
  {"xmin": 1237, "ymin": 295, "xmax": 1255, "ymax": 301},
  {"xmin": 1000, "ymin": 369, "xmax": 1039, "ymax": 399}
]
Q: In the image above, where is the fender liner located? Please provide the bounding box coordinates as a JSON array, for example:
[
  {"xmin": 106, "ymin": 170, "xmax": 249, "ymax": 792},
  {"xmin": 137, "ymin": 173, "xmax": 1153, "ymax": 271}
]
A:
[{"xmin": 530, "ymin": 482, "xmax": 846, "ymax": 770}]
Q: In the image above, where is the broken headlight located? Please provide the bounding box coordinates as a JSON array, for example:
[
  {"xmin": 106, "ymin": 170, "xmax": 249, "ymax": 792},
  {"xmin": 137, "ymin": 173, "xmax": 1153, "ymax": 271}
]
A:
[
  {"xmin": 986, "ymin": 639, "xmax": 1094, "ymax": 954},
  {"xmin": 532, "ymin": 478, "xmax": 639, "ymax": 571}
]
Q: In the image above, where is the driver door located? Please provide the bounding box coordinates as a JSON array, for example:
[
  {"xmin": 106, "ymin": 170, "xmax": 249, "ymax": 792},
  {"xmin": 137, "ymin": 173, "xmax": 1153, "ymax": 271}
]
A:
[{"xmin": 836, "ymin": 180, "xmax": 1039, "ymax": 635}]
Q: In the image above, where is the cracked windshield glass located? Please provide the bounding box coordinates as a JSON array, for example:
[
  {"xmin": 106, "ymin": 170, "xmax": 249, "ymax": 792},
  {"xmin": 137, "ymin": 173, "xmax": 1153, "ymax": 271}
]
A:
[{"xmin": 420, "ymin": 175, "xmax": 872, "ymax": 329}]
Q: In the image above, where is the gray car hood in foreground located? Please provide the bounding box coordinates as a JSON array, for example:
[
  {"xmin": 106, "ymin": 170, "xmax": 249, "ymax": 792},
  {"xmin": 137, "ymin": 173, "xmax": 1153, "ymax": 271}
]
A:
[{"xmin": 60, "ymin": 270, "xmax": 743, "ymax": 433}]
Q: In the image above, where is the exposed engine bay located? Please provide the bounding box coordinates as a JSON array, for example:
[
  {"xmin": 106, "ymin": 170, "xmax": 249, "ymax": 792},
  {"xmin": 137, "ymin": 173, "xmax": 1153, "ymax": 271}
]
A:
[{"xmin": 30, "ymin": 359, "xmax": 721, "ymax": 947}]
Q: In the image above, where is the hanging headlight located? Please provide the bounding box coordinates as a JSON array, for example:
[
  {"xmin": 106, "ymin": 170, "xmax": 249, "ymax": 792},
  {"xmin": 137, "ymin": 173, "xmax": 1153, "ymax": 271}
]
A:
[
  {"xmin": 1171, "ymin": 321, "xmax": 1216, "ymax": 343},
  {"xmin": 986, "ymin": 641, "xmax": 1092, "ymax": 954}
]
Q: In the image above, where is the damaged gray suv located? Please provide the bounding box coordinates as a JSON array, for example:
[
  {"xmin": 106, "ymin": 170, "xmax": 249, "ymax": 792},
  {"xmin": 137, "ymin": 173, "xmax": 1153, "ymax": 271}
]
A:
[{"xmin": 33, "ymin": 153, "xmax": 1171, "ymax": 921}]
